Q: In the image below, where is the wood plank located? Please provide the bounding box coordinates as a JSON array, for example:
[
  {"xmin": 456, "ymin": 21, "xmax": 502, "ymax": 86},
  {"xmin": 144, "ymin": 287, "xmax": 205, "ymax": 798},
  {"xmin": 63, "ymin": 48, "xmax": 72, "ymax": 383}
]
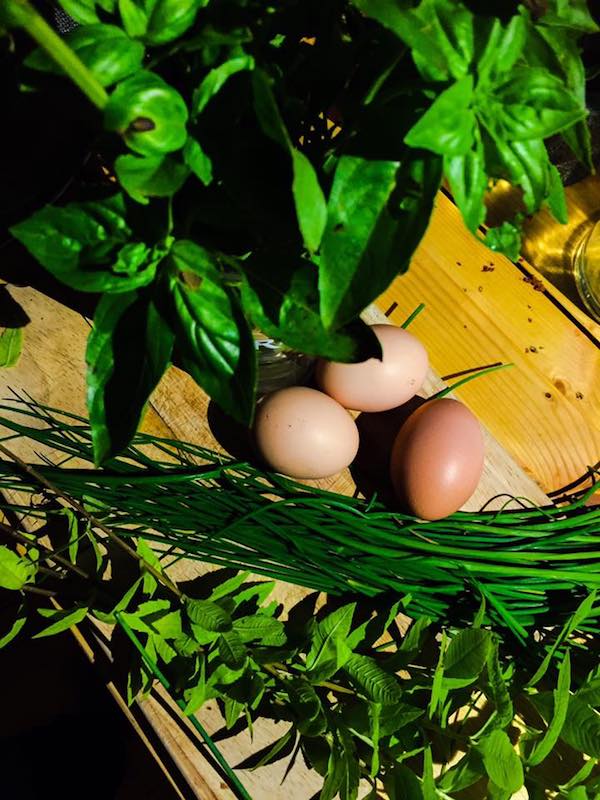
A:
[{"xmin": 376, "ymin": 192, "xmax": 600, "ymax": 494}]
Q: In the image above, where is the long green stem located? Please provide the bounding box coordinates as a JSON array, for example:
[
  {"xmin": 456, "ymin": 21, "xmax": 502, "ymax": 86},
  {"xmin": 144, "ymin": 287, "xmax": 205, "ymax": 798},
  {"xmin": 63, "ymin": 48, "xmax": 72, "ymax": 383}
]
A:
[{"xmin": 3, "ymin": 0, "xmax": 108, "ymax": 110}]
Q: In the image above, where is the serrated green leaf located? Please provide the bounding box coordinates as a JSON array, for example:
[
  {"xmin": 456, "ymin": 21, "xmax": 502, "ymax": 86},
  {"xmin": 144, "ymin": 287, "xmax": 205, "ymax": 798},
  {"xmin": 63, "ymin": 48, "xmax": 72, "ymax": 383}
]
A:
[
  {"xmin": 439, "ymin": 750, "xmax": 486, "ymax": 792},
  {"xmin": 208, "ymin": 571, "xmax": 251, "ymax": 601},
  {"xmin": 34, "ymin": 605, "xmax": 88, "ymax": 638},
  {"xmin": 305, "ymin": 603, "xmax": 355, "ymax": 682},
  {"xmin": 0, "ymin": 545, "xmax": 36, "ymax": 590},
  {"xmin": 183, "ymin": 655, "xmax": 210, "ymax": 715},
  {"xmin": 185, "ymin": 598, "xmax": 232, "ymax": 632},
  {"xmin": 233, "ymin": 614, "xmax": 286, "ymax": 646},
  {"xmin": 444, "ymin": 628, "xmax": 492, "ymax": 682},
  {"xmin": 223, "ymin": 695, "xmax": 243, "ymax": 730},
  {"xmin": 288, "ymin": 679, "xmax": 327, "ymax": 737},
  {"xmin": 478, "ymin": 729, "xmax": 524, "ymax": 793},
  {"xmin": 485, "ymin": 640, "xmax": 513, "ymax": 729},
  {"xmin": 343, "ymin": 653, "xmax": 403, "ymax": 704},
  {"xmin": 218, "ymin": 629, "xmax": 247, "ymax": 669}
]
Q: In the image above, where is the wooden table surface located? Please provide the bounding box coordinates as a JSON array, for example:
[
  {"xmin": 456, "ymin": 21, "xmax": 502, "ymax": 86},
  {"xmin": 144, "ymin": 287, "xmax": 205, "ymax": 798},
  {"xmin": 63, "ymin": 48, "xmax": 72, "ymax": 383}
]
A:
[{"xmin": 1, "ymin": 183, "xmax": 598, "ymax": 798}]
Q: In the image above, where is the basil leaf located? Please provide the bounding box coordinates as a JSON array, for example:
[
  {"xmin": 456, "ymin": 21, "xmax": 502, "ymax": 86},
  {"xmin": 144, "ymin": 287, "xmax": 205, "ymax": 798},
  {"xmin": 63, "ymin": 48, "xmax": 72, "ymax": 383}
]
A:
[
  {"xmin": 405, "ymin": 77, "xmax": 475, "ymax": 157},
  {"xmin": 10, "ymin": 196, "xmax": 157, "ymax": 293},
  {"xmin": 115, "ymin": 153, "xmax": 189, "ymax": 204},
  {"xmin": 170, "ymin": 240, "xmax": 221, "ymax": 280},
  {"xmin": 539, "ymin": 0, "xmax": 600, "ymax": 33},
  {"xmin": 444, "ymin": 129, "xmax": 487, "ymax": 233},
  {"xmin": 252, "ymin": 70, "xmax": 327, "ymax": 253},
  {"xmin": 492, "ymin": 67, "xmax": 585, "ymax": 141},
  {"xmin": 319, "ymin": 152, "xmax": 441, "ymax": 328},
  {"xmin": 58, "ymin": 0, "xmax": 101, "ymax": 24},
  {"xmin": 476, "ymin": 12, "xmax": 528, "ymax": 86},
  {"xmin": 240, "ymin": 252, "xmax": 382, "ymax": 362},
  {"xmin": 351, "ymin": 0, "xmax": 448, "ymax": 81},
  {"xmin": 183, "ymin": 137, "xmax": 213, "ymax": 186},
  {"xmin": 486, "ymin": 132, "xmax": 550, "ymax": 212},
  {"xmin": 105, "ymin": 71, "xmax": 188, "ymax": 156},
  {"xmin": 118, "ymin": 0, "xmax": 148, "ymax": 38},
  {"xmin": 0, "ymin": 545, "xmax": 36, "ymax": 590},
  {"xmin": 25, "ymin": 24, "xmax": 144, "ymax": 87},
  {"xmin": 485, "ymin": 221, "xmax": 522, "ymax": 260},
  {"xmin": 145, "ymin": 0, "xmax": 208, "ymax": 45},
  {"xmin": 546, "ymin": 163, "xmax": 568, "ymax": 224},
  {"xmin": 168, "ymin": 270, "xmax": 256, "ymax": 425},
  {"xmin": 0, "ymin": 328, "xmax": 23, "ymax": 368},
  {"xmin": 193, "ymin": 55, "xmax": 254, "ymax": 116},
  {"xmin": 86, "ymin": 289, "xmax": 174, "ymax": 464},
  {"xmin": 411, "ymin": 0, "xmax": 474, "ymax": 81}
]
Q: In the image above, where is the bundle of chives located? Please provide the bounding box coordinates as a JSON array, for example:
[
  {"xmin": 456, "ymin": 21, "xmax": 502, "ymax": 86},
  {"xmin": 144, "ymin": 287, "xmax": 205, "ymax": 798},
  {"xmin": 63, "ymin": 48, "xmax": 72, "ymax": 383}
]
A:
[{"xmin": 0, "ymin": 396, "xmax": 598, "ymax": 640}]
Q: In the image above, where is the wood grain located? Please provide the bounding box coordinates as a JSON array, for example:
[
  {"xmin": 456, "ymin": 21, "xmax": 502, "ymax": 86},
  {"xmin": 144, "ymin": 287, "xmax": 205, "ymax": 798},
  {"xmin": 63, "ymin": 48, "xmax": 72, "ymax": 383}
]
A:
[{"xmin": 376, "ymin": 192, "xmax": 600, "ymax": 495}]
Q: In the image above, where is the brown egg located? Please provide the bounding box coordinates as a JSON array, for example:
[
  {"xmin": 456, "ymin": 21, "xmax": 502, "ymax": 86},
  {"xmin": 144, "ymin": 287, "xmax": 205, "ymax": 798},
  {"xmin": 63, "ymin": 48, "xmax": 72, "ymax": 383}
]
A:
[
  {"xmin": 316, "ymin": 324, "xmax": 428, "ymax": 412},
  {"xmin": 389, "ymin": 398, "xmax": 484, "ymax": 520},
  {"xmin": 254, "ymin": 386, "xmax": 359, "ymax": 479}
]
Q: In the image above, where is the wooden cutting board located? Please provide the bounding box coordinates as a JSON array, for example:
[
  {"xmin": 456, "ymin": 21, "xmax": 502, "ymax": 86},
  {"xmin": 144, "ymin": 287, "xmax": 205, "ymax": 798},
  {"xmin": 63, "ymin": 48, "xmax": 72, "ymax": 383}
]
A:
[{"xmin": 0, "ymin": 282, "xmax": 547, "ymax": 799}]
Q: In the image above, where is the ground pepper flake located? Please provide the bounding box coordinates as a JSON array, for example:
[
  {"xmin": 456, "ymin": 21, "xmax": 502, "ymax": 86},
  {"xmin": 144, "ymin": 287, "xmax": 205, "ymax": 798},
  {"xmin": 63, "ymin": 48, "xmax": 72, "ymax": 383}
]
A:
[
  {"xmin": 523, "ymin": 275, "xmax": 545, "ymax": 292},
  {"xmin": 482, "ymin": 265, "xmax": 495, "ymax": 272}
]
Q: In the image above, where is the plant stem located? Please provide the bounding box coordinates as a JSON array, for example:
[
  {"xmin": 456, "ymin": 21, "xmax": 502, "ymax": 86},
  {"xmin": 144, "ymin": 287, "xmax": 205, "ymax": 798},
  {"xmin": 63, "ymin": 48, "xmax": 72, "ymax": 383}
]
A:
[
  {"xmin": 0, "ymin": 520, "xmax": 90, "ymax": 579},
  {"xmin": 3, "ymin": 0, "xmax": 108, "ymax": 110}
]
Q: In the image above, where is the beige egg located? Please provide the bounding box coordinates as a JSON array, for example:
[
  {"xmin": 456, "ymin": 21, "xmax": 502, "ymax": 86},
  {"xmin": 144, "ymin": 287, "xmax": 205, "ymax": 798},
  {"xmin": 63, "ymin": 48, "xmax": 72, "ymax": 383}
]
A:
[
  {"xmin": 390, "ymin": 398, "xmax": 484, "ymax": 520},
  {"xmin": 316, "ymin": 324, "xmax": 428, "ymax": 412},
  {"xmin": 254, "ymin": 386, "xmax": 359, "ymax": 479}
]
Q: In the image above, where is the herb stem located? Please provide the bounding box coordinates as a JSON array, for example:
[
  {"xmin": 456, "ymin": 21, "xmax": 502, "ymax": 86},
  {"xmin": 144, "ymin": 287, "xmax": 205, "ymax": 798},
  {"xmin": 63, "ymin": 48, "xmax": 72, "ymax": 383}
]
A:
[{"xmin": 3, "ymin": 0, "xmax": 108, "ymax": 110}]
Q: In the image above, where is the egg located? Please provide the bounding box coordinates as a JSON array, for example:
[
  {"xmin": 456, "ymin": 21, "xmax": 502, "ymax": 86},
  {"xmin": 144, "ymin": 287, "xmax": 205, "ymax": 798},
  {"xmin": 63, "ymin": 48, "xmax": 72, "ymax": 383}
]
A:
[
  {"xmin": 316, "ymin": 324, "xmax": 428, "ymax": 412},
  {"xmin": 389, "ymin": 398, "xmax": 484, "ymax": 520},
  {"xmin": 254, "ymin": 386, "xmax": 359, "ymax": 479}
]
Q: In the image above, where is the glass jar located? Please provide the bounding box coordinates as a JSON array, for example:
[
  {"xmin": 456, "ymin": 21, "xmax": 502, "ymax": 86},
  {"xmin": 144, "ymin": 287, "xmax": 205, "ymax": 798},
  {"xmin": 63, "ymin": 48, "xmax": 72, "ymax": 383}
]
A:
[
  {"xmin": 254, "ymin": 334, "xmax": 315, "ymax": 396},
  {"xmin": 573, "ymin": 219, "xmax": 600, "ymax": 322}
]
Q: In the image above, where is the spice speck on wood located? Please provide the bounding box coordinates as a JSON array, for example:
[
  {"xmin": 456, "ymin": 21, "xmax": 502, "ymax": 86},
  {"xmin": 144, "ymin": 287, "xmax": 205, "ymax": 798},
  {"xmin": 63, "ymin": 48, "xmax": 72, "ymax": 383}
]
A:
[
  {"xmin": 478, "ymin": 286, "xmax": 483, "ymax": 292},
  {"xmin": 523, "ymin": 275, "xmax": 545, "ymax": 292},
  {"xmin": 576, "ymin": 391, "xmax": 584, "ymax": 400},
  {"xmin": 545, "ymin": 392, "xmax": 552, "ymax": 399},
  {"xmin": 528, "ymin": 317, "xmax": 533, "ymax": 323},
  {"xmin": 482, "ymin": 265, "xmax": 495, "ymax": 272},
  {"xmin": 529, "ymin": 345, "xmax": 538, "ymax": 353}
]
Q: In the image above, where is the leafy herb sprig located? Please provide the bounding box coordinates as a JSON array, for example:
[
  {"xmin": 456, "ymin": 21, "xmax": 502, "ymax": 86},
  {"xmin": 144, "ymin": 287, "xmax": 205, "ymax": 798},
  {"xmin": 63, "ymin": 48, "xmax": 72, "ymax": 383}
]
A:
[{"xmin": 1, "ymin": 0, "xmax": 597, "ymax": 463}]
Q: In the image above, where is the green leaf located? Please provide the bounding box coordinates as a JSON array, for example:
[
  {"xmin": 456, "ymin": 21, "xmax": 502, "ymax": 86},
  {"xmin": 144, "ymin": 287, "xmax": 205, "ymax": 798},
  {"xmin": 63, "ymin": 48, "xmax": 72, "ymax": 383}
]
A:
[
  {"xmin": 305, "ymin": 603, "xmax": 355, "ymax": 682},
  {"xmin": 288, "ymin": 679, "xmax": 327, "ymax": 737},
  {"xmin": 168, "ymin": 271, "xmax": 256, "ymax": 426},
  {"xmin": 350, "ymin": 0, "xmax": 448, "ymax": 81},
  {"xmin": 61, "ymin": 508, "xmax": 80, "ymax": 566},
  {"xmin": 86, "ymin": 290, "xmax": 174, "ymax": 464},
  {"xmin": 344, "ymin": 653, "xmax": 403, "ymax": 704},
  {"xmin": 145, "ymin": 0, "xmax": 207, "ymax": 44},
  {"xmin": 485, "ymin": 641, "xmax": 513, "ymax": 730},
  {"xmin": 413, "ymin": 0, "xmax": 474, "ymax": 81},
  {"xmin": 528, "ymin": 649, "xmax": 571, "ymax": 766},
  {"xmin": 252, "ymin": 70, "xmax": 327, "ymax": 252},
  {"xmin": 546, "ymin": 163, "xmax": 568, "ymax": 224},
  {"xmin": 10, "ymin": 196, "xmax": 157, "ymax": 293},
  {"xmin": 223, "ymin": 696, "xmax": 243, "ymax": 730},
  {"xmin": 240, "ymin": 252, "xmax": 381, "ymax": 362},
  {"xmin": 476, "ymin": 12, "xmax": 528, "ymax": 86},
  {"xmin": 561, "ymin": 696, "xmax": 600, "ymax": 758},
  {"xmin": 183, "ymin": 138, "xmax": 213, "ymax": 186},
  {"xmin": 320, "ymin": 739, "xmax": 346, "ymax": 800},
  {"xmin": 319, "ymin": 152, "xmax": 441, "ymax": 328},
  {"xmin": 104, "ymin": 71, "xmax": 188, "ymax": 157},
  {"xmin": 232, "ymin": 614, "xmax": 286, "ymax": 646},
  {"xmin": 485, "ymin": 221, "xmax": 522, "ymax": 261},
  {"xmin": 0, "ymin": 604, "xmax": 26, "ymax": 649},
  {"xmin": 478, "ymin": 729, "xmax": 524, "ymax": 794},
  {"xmin": 118, "ymin": 0, "xmax": 148, "ymax": 37},
  {"xmin": 170, "ymin": 240, "xmax": 221, "ymax": 281},
  {"xmin": 25, "ymin": 24, "xmax": 144, "ymax": 87},
  {"xmin": 422, "ymin": 745, "xmax": 435, "ymax": 800},
  {"xmin": 183, "ymin": 655, "xmax": 209, "ymax": 715},
  {"xmin": 0, "ymin": 545, "xmax": 36, "ymax": 590},
  {"xmin": 444, "ymin": 628, "xmax": 492, "ymax": 682},
  {"xmin": 136, "ymin": 538, "xmax": 162, "ymax": 595},
  {"xmin": 237, "ymin": 727, "xmax": 296, "ymax": 770},
  {"xmin": 229, "ymin": 580, "xmax": 275, "ymax": 611},
  {"xmin": 445, "ymin": 130, "xmax": 487, "ymax": 233},
  {"xmin": 405, "ymin": 77, "xmax": 475, "ymax": 157},
  {"xmin": 399, "ymin": 616, "xmax": 431, "ymax": 660},
  {"xmin": 185, "ymin": 598, "xmax": 232, "ymax": 632},
  {"xmin": 383, "ymin": 763, "xmax": 424, "ymax": 800},
  {"xmin": 338, "ymin": 727, "xmax": 360, "ymax": 800},
  {"xmin": 193, "ymin": 55, "xmax": 254, "ymax": 116},
  {"xmin": 58, "ymin": 0, "xmax": 101, "ymax": 25},
  {"xmin": 34, "ymin": 605, "xmax": 89, "ymax": 638},
  {"xmin": 368, "ymin": 702, "xmax": 381, "ymax": 777},
  {"xmin": 439, "ymin": 750, "xmax": 486, "ymax": 792},
  {"xmin": 0, "ymin": 328, "xmax": 23, "ymax": 368},
  {"xmin": 492, "ymin": 67, "xmax": 586, "ymax": 142},
  {"xmin": 562, "ymin": 121, "xmax": 594, "ymax": 173},
  {"xmin": 115, "ymin": 154, "xmax": 189, "ymax": 204},
  {"xmin": 539, "ymin": 0, "xmax": 600, "ymax": 33},
  {"xmin": 218, "ymin": 630, "xmax": 247, "ymax": 669}
]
